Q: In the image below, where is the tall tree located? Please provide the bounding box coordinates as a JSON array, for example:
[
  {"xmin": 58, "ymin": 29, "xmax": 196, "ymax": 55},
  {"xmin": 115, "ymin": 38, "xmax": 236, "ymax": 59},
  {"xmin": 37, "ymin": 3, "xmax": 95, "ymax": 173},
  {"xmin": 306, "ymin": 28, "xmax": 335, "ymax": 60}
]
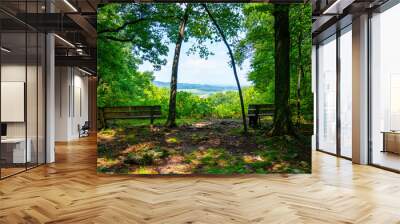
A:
[
  {"xmin": 237, "ymin": 4, "xmax": 312, "ymax": 135},
  {"xmin": 202, "ymin": 3, "xmax": 247, "ymax": 133},
  {"xmin": 166, "ymin": 4, "xmax": 192, "ymax": 127},
  {"xmin": 269, "ymin": 5, "xmax": 293, "ymax": 135}
]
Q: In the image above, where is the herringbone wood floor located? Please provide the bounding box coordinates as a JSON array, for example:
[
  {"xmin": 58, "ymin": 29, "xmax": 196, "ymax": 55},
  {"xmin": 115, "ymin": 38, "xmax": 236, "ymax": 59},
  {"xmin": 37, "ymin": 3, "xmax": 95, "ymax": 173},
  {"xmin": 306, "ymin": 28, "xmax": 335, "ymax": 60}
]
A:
[{"xmin": 1, "ymin": 136, "xmax": 400, "ymax": 224}]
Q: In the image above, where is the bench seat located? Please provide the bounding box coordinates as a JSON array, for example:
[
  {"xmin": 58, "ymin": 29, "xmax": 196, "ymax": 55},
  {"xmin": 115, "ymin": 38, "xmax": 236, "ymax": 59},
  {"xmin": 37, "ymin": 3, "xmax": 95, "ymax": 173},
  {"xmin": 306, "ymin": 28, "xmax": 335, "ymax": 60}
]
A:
[
  {"xmin": 247, "ymin": 104, "xmax": 274, "ymax": 128},
  {"xmin": 99, "ymin": 105, "xmax": 162, "ymax": 128}
]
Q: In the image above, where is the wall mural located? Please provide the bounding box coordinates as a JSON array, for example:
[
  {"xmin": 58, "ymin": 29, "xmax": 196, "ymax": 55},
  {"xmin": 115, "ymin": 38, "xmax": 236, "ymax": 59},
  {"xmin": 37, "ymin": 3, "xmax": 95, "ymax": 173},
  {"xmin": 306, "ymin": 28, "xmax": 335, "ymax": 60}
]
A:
[{"xmin": 96, "ymin": 2, "xmax": 313, "ymax": 175}]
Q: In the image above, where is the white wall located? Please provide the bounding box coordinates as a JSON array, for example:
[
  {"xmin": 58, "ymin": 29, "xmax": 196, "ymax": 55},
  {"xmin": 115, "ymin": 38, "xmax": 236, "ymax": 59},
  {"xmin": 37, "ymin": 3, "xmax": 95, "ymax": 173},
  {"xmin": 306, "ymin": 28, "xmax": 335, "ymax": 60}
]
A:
[
  {"xmin": 1, "ymin": 63, "xmax": 46, "ymax": 164},
  {"xmin": 55, "ymin": 67, "xmax": 89, "ymax": 141},
  {"xmin": 312, "ymin": 45, "xmax": 317, "ymax": 150},
  {"xmin": 55, "ymin": 66, "xmax": 69, "ymax": 141},
  {"xmin": 1, "ymin": 65, "xmax": 41, "ymax": 137},
  {"xmin": 1, "ymin": 65, "xmax": 26, "ymax": 140}
]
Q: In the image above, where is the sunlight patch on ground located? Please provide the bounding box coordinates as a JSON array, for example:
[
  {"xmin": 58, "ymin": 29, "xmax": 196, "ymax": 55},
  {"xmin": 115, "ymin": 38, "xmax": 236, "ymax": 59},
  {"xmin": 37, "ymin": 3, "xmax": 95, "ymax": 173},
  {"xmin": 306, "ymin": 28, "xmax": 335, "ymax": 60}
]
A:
[
  {"xmin": 243, "ymin": 155, "xmax": 264, "ymax": 163},
  {"xmin": 130, "ymin": 166, "xmax": 158, "ymax": 175},
  {"xmin": 165, "ymin": 137, "xmax": 180, "ymax": 144},
  {"xmin": 192, "ymin": 121, "xmax": 213, "ymax": 128},
  {"xmin": 158, "ymin": 155, "xmax": 194, "ymax": 174},
  {"xmin": 97, "ymin": 129, "xmax": 117, "ymax": 141},
  {"xmin": 122, "ymin": 142, "xmax": 156, "ymax": 154},
  {"xmin": 97, "ymin": 158, "xmax": 121, "ymax": 168}
]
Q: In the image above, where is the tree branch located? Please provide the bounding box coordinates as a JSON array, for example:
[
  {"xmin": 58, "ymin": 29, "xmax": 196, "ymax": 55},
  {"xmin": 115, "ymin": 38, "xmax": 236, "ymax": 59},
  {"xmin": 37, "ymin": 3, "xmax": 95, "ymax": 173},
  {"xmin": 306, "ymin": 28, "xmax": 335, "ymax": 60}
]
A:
[
  {"xmin": 98, "ymin": 15, "xmax": 182, "ymax": 35},
  {"xmin": 201, "ymin": 3, "xmax": 248, "ymax": 134},
  {"xmin": 98, "ymin": 18, "xmax": 147, "ymax": 34},
  {"xmin": 100, "ymin": 35, "xmax": 135, "ymax": 42}
]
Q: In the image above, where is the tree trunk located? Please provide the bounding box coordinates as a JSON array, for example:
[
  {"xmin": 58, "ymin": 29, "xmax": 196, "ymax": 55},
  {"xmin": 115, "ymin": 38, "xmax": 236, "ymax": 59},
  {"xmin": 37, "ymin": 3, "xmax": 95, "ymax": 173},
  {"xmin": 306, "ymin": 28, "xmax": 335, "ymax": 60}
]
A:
[
  {"xmin": 296, "ymin": 33, "xmax": 304, "ymax": 127},
  {"xmin": 166, "ymin": 4, "xmax": 191, "ymax": 128},
  {"xmin": 296, "ymin": 67, "xmax": 301, "ymax": 127},
  {"xmin": 202, "ymin": 4, "xmax": 248, "ymax": 134},
  {"xmin": 269, "ymin": 5, "xmax": 293, "ymax": 136}
]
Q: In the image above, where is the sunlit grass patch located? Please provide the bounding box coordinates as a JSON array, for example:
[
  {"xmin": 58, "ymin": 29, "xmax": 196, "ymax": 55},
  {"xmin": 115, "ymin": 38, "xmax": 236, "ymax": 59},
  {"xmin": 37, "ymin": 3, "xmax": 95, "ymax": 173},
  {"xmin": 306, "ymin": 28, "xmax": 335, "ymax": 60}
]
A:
[
  {"xmin": 242, "ymin": 155, "xmax": 263, "ymax": 163},
  {"xmin": 97, "ymin": 157, "xmax": 121, "ymax": 167},
  {"xmin": 97, "ymin": 129, "xmax": 117, "ymax": 140},
  {"xmin": 166, "ymin": 137, "xmax": 179, "ymax": 144},
  {"xmin": 130, "ymin": 166, "xmax": 158, "ymax": 174}
]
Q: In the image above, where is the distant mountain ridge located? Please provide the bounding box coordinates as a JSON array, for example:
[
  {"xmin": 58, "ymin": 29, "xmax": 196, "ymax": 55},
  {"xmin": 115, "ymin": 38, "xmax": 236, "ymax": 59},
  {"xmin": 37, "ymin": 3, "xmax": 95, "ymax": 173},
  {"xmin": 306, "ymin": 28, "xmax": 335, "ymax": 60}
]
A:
[{"xmin": 153, "ymin": 81, "xmax": 238, "ymax": 92}]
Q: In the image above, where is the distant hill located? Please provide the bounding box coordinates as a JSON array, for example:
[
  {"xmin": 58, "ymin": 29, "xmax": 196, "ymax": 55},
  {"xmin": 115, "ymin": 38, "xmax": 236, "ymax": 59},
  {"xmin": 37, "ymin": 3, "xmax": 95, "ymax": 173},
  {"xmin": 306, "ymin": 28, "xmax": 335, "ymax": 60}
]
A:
[{"xmin": 153, "ymin": 81, "xmax": 238, "ymax": 96}]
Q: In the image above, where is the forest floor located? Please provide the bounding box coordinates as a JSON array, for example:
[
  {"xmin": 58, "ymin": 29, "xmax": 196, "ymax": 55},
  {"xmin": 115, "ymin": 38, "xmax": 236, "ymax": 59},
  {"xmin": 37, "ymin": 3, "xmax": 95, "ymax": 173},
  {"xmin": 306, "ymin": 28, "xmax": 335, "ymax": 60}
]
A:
[{"xmin": 97, "ymin": 119, "xmax": 312, "ymax": 175}]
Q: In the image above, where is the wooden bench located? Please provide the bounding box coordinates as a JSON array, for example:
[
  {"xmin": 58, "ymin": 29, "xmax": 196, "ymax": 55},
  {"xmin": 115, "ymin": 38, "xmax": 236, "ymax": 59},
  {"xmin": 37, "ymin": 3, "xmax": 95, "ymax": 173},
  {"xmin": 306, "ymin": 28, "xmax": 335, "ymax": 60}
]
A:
[
  {"xmin": 247, "ymin": 104, "xmax": 274, "ymax": 128},
  {"xmin": 99, "ymin": 106, "xmax": 162, "ymax": 128}
]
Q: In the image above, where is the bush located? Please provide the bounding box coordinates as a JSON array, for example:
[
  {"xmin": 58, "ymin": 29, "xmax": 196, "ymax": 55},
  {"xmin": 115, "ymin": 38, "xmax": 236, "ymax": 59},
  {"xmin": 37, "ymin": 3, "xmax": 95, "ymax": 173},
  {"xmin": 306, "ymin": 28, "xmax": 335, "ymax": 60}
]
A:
[{"xmin": 100, "ymin": 84, "xmax": 313, "ymax": 123}]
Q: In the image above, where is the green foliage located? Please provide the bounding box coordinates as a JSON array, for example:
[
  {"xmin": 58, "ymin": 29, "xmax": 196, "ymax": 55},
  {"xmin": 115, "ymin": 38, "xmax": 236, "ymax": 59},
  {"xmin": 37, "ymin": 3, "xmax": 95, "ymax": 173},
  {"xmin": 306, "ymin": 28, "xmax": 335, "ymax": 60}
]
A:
[
  {"xmin": 236, "ymin": 4, "xmax": 313, "ymax": 120},
  {"xmin": 122, "ymin": 86, "xmax": 267, "ymax": 119},
  {"xmin": 97, "ymin": 4, "xmax": 176, "ymax": 69},
  {"xmin": 97, "ymin": 40, "xmax": 154, "ymax": 107},
  {"xmin": 289, "ymin": 5, "xmax": 313, "ymax": 120}
]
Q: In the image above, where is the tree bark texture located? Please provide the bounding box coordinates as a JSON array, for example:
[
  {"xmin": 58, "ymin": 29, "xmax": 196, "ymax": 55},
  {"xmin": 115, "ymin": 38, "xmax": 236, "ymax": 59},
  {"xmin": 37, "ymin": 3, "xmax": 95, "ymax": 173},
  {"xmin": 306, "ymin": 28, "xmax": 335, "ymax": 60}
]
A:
[
  {"xmin": 166, "ymin": 4, "xmax": 192, "ymax": 128},
  {"xmin": 270, "ymin": 5, "xmax": 294, "ymax": 136}
]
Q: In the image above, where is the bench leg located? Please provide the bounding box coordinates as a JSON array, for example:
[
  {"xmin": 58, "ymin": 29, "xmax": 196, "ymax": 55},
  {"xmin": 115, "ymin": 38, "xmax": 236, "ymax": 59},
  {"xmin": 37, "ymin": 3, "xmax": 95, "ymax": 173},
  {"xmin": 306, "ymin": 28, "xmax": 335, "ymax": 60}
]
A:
[
  {"xmin": 249, "ymin": 117, "xmax": 257, "ymax": 129},
  {"xmin": 104, "ymin": 119, "xmax": 110, "ymax": 129}
]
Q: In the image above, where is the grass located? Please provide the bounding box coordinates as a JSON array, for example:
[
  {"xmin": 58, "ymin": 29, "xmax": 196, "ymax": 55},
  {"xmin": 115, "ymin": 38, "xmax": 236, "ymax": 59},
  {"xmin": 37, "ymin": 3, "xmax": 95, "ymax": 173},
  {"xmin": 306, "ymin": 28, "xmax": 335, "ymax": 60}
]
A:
[{"xmin": 97, "ymin": 118, "xmax": 312, "ymax": 175}]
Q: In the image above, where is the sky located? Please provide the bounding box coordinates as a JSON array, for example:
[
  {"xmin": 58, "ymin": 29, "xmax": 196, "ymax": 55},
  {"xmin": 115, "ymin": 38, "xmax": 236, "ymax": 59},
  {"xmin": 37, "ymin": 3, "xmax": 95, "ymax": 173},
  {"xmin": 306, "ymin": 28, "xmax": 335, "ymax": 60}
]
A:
[{"xmin": 138, "ymin": 40, "xmax": 252, "ymax": 87}]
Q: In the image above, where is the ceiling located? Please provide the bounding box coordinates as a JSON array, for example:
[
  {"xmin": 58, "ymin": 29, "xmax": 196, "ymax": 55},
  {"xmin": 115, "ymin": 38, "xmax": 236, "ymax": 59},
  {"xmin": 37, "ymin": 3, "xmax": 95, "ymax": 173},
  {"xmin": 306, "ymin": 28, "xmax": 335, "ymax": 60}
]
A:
[{"xmin": 0, "ymin": 0, "xmax": 99, "ymax": 74}]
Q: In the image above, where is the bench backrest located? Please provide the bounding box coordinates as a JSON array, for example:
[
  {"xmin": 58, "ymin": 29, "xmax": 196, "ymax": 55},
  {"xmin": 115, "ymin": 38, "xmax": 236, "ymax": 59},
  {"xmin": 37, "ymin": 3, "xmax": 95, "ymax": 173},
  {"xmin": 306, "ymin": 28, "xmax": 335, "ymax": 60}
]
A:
[
  {"xmin": 248, "ymin": 104, "xmax": 275, "ymax": 116},
  {"xmin": 102, "ymin": 106, "xmax": 162, "ymax": 120}
]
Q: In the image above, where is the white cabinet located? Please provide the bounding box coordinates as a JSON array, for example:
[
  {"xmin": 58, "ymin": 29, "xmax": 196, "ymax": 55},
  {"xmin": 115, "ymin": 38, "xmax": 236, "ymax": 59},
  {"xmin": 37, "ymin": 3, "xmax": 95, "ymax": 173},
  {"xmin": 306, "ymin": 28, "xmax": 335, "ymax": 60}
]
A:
[{"xmin": 1, "ymin": 138, "xmax": 32, "ymax": 163}]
